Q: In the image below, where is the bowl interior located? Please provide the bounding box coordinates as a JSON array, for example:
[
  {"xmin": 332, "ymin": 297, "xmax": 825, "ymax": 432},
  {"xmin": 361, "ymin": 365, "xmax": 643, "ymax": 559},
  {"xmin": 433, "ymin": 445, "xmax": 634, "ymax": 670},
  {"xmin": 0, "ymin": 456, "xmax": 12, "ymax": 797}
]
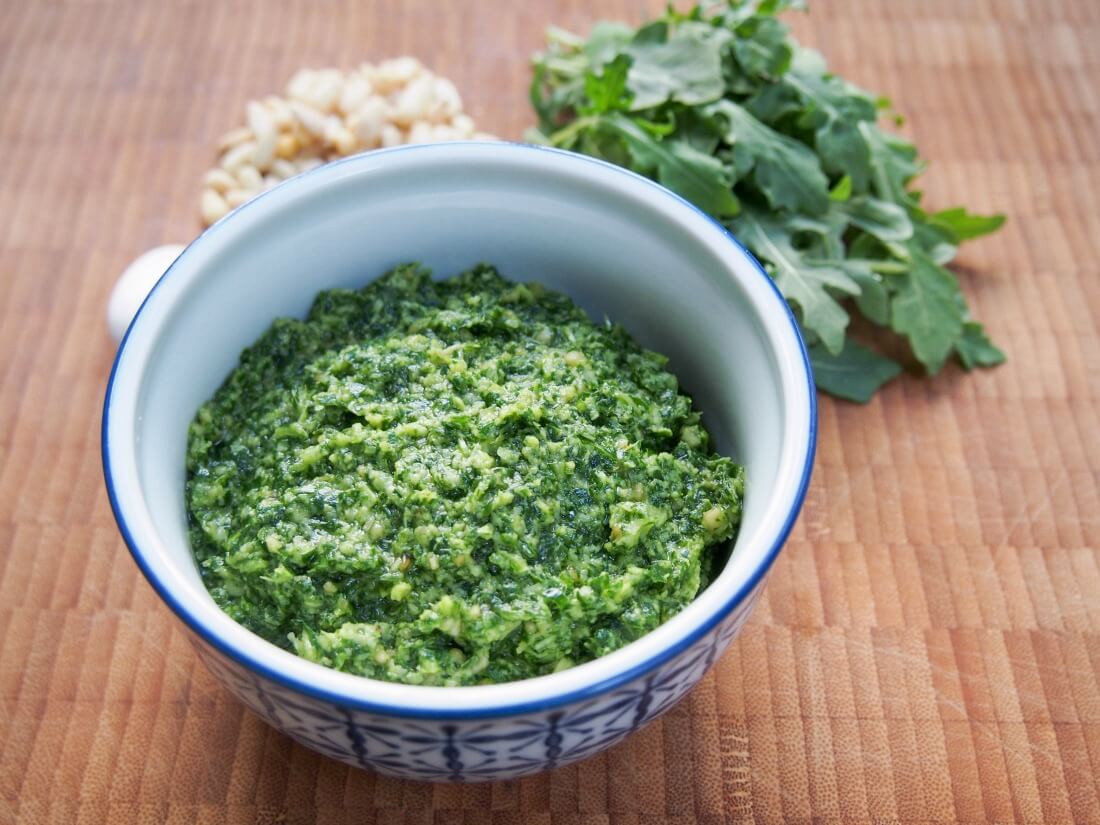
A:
[{"xmin": 107, "ymin": 144, "xmax": 812, "ymax": 711}]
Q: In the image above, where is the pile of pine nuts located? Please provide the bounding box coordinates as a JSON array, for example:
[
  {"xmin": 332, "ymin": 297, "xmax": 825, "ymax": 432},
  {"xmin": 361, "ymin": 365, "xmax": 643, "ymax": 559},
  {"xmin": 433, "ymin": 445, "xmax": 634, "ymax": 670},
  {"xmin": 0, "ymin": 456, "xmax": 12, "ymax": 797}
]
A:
[{"xmin": 200, "ymin": 58, "xmax": 497, "ymax": 226}]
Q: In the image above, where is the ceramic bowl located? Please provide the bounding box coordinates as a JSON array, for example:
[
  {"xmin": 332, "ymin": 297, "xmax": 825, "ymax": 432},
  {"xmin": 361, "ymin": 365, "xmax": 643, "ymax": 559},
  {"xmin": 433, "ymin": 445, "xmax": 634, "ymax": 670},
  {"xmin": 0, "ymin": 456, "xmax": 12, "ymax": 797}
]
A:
[{"xmin": 102, "ymin": 142, "xmax": 815, "ymax": 781}]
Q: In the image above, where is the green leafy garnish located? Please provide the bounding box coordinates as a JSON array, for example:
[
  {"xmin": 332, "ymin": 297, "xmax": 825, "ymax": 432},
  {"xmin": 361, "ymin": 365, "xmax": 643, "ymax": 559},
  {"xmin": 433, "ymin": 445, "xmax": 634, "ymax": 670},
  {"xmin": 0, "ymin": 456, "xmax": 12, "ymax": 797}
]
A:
[
  {"xmin": 889, "ymin": 245, "xmax": 965, "ymax": 373},
  {"xmin": 809, "ymin": 337, "xmax": 902, "ymax": 403},
  {"xmin": 928, "ymin": 207, "xmax": 1006, "ymax": 242},
  {"xmin": 955, "ymin": 321, "xmax": 1007, "ymax": 369},
  {"xmin": 625, "ymin": 24, "xmax": 727, "ymax": 109},
  {"xmin": 731, "ymin": 205, "xmax": 857, "ymax": 353},
  {"xmin": 603, "ymin": 113, "xmax": 741, "ymax": 216},
  {"xmin": 530, "ymin": 0, "xmax": 1005, "ymax": 402},
  {"xmin": 709, "ymin": 100, "xmax": 831, "ymax": 215}
]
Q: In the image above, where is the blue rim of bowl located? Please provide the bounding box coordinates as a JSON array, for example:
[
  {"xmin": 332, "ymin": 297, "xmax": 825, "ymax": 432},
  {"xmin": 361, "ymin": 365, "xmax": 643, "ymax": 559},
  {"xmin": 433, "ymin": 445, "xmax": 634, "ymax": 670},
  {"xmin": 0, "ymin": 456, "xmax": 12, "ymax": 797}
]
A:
[{"xmin": 102, "ymin": 141, "xmax": 817, "ymax": 720}]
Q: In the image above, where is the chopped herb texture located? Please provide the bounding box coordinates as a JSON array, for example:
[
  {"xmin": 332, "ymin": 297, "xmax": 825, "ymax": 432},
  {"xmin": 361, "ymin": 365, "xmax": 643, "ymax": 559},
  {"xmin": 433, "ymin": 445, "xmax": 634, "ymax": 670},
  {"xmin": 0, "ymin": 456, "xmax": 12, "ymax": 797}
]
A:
[{"xmin": 187, "ymin": 264, "xmax": 745, "ymax": 686}]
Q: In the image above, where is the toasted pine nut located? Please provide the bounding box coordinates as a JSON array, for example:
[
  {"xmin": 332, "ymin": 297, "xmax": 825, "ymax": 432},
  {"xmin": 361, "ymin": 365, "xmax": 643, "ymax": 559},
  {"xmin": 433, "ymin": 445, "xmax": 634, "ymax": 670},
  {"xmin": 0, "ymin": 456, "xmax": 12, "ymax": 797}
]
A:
[
  {"xmin": 200, "ymin": 60, "xmax": 491, "ymax": 226},
  {"xmin": 373, "ymin": 56, "xmax": 421, "ymax": 94},
  {"xmin": 349, "ymin": 97, "xmax": 389, "ymax": 146},
  {"xmin": 274, "ymin": 132, "xmax": 298, "ymax": 160},
  {"xmin": 246, "ymin": 102, "xmax": 274, "ymax": 141},
  {"xmin": 200, "ymin": 189, "xmax": 229, "ymax": 224},
  {"xmin": 203, "ymin": 168, "xmax": 237, "ymax": 193},
  {"xmin": 272, "ymin": 159, "xmax": 297, "ymax": 179},
  {"xmin": 380, "ymin": 124, "xmax": 403, "ymax": 147},
  {"xmin": 451, "ymin": 114, "xmax": 475, "ymax": 137},
  {"xmin": 407, "ymin": 122, "xmax": 434, "ymax": 144},
  {"xmin": 310, "ymin": 69, "xmax": 344, "ymax": 112},
  {"xmin": 264, "ymin": 96, "xmax": 295, "ymax": 129},
  {"xmin": 246, "ymin": 102, "xmax": 277, "ymax": 170},
  {"xmin": 393, "ymin": 76, "xmax": 434, "ymax": 126},
  {"xmin": 339, "ymin": 75, "xmax": 372, "ymax": 115},
  {"xmin": 235, "ymin": 164, "xmax": 263, "ymax": 191},
  {"xmin": 224, "ymin": 188, "xmax": 251, "ymax": 209},
  {"xmin": 286, "ymin": 69, "xmax": 317, "ymax": 103},
  {"xmin": 329, "ymin": 124, "xmax": 357, "ymax": 155},
  {"xmin": 216, "ymin": 127, "xmax": 253, "ymax": 153},
  {"xmin": 430, "ymin": 78, "xmax": 462, "ymax": 122},
  {"xmin": 220, "ymin": 141, "xmax": 257, "ymax": 171},
  {"xmin": 289, "ymin": 101, "xmax": 328, "ymax": 138},
  {"xmin": 432, "ymin": 124, "xmax": 461, "ymax": 142}
]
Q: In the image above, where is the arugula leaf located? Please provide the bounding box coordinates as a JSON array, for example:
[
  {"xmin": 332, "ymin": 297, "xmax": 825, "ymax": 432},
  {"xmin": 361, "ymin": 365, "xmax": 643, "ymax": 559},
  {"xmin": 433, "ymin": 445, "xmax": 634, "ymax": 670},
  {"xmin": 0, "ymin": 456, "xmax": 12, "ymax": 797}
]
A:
[
  {"xmin": 910, "ymin": 214, "xmax": 958, "ymax": 265},
  {"xmin": 929, "ymin": 207, "xmax": 1006, "ymax": 242},
  {"xmin": 809, "ymin": 337, "xmax": 902, "ymax": 402},
  {"xmin": 955, "ymin": 321, "xmax": 1006, "ymax": 368},
  {"xmin": 842, "ymin": 196, "xmax": 912, "ymax": 242},
  {"xmin": 583, "ymin": 21, "xmax": 634, "ymax": 69},
  {"xmin": 717, "ymin": 0, "xmax": 806, "ymax": 28},
  {"xmin": 785, "ymin": 58, "xmax": 877, "ymax": 190},
  {"xmin": 531, "ymin": 0, "xmax": 1006, "ymax": 400},
  {"xmin": 745, "ymin": 78, "xmax": 804, "ymax": 124},
  {"xmin": 602, "ymin": 113, "xmax": 741, "ymax": 216},
  {"xmin": 732, "ymin": 206, "xmax": 858, "ymax": 353},
  {"xmin": 889, "ymin": 246, "xmax": 965, "ymax": 373},
  {"xmin": 729, "ymin": 15, "xmax": 793, "ymax": 79},
  {"xmin": 582, "ymin": 54, "xmax": 633, "ymax": 114},
  {"xmin": 626, "ymin": 27, "xmax": 726, "ymax": 109},
  {"xmin": 842, "ymin": 259, "xmax": 890, "ymax": 325},
  {"xmin": 828, "ymin": 174, "xmax": 852, "ymax": 201},
  {"xmin": 676, "ymin": 107, "xmax": 724, "ymax": 154},
  {"xmin": 709, "ymin": 100, "xmax": 830, "ymax": 215},
  {"xmin": 860, "ymin": 121, "xmax": 922, "ymax": 206}
]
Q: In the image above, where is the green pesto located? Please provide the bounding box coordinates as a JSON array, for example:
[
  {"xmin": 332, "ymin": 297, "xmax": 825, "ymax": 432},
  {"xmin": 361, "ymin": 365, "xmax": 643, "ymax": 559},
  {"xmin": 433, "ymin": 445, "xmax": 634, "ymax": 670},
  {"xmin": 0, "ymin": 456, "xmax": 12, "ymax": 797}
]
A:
[{"xmin": 186, "ymin": 264, "xmax": 745, "ymax": 686}]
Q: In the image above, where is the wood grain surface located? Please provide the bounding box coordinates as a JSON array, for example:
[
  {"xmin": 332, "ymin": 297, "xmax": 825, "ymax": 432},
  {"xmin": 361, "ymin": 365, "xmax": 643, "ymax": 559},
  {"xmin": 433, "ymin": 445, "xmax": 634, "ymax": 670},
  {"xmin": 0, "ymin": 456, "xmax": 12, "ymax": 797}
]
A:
[{"xmin": 2, "ymin": 1, "xmax": 1099, "ymax": 822}]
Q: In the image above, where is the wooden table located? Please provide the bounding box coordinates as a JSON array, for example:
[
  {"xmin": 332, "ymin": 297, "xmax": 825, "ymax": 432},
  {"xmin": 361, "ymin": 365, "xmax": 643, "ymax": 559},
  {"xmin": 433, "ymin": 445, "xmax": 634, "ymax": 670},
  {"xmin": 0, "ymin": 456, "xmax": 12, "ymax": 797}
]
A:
[{"xmin": 2, "ymin": 1, "xmax": 1098, "ymax": 822}]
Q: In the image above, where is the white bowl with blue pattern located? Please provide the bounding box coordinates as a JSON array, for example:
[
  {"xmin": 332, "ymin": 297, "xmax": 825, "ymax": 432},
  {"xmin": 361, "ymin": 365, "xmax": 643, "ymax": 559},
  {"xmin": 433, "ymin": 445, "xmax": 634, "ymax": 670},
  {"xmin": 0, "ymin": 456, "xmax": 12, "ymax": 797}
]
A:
[{"xmin": 102, "ymin": 142, "xmax": 816, "ymax": 781}]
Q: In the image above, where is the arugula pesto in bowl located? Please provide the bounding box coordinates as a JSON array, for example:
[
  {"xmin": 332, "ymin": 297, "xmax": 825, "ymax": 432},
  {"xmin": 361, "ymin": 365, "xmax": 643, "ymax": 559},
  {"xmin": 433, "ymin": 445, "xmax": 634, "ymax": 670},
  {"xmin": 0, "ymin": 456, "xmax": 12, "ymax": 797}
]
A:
[
  {"xmin": 106, "ymin": 142, "xmax": 815, "ymax": 777},
  {"xmin": 186, "ymin": 264, "xmax": 745, "ymax": 686}
]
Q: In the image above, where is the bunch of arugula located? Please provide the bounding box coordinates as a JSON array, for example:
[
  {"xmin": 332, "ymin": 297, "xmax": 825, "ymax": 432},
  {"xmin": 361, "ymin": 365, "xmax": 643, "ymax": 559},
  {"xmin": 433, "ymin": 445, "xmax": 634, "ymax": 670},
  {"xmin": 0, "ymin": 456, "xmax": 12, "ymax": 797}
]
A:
[{"xmin": 529, "ymin": 0, "xmax": 1005, "ymax": 402}]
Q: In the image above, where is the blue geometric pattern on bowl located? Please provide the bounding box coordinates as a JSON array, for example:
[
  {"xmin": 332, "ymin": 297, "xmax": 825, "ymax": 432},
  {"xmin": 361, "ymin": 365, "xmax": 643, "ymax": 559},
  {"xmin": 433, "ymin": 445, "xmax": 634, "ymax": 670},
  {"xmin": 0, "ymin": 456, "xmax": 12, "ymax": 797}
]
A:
[{"xmin": 192, "ymin": 583, "xmax": 762, "ymax": 781}]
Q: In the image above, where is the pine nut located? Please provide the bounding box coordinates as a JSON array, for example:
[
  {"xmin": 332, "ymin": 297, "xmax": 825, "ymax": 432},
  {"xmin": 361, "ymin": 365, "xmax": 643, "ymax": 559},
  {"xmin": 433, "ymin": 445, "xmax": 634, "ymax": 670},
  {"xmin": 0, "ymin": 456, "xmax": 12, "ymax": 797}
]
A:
[
  {"xmin": 349, "ymin": 97, "xmax": 389, "ymax": 146},
  {"xmin": 310, "ymin": 69, "xmax": 344, "ymax": 112},
  {"xmin": 452, "ymin": 114, "xmax": 475, "ymax": 137},
  {"xmin": 235, "ymin": 164, "xmax": 263, "ymax": 191},
  {"xmin": 274, "ymin": 133, "xmax": 299, "ymax": 160},
  {"xmin": 432, "ymin": 124, "xmax": 461, "ymax": 141},
  {"xmin": 430, "ymin": 78, "xmax": 462, "ymax": 122},
  {"xmin": 380, "ymin": 124, "xmax": 403, "ymax": 147},
  {"xmin": 393, "ymin": 76, "xmax": 434, "ymax": 126},
  {"xmin": 339, "ymin": 75, "xmax": 372, "ymax": 115},
  {"xmin": 373, "ymin": 56, "xmax": 421, "ymax": 94},
  {"xmin": 221, "ymin": 141, "xmax": 257, "ymax": 171},
  {"xmin": 290, "ymin": 101, "xmax": 328, "ymax": 139},
  {"xmin": 264, "ymin": 96, "xmax": 295, "ymax": 129},
  {"xmin": 286, "ymin": 69, "xmax": 317, "ymax": 103},
  {"xmin": 407, "ymin": 122, "xmax": 434, "ymax": 144},
  {"xmin": 199, "ymin": 59, "xmax": 495, "ymax": 226},
  {"xmin": 200, "ymin": 189, "xmax": 229, "ymax": 224},
  {"xmin": 203, "ymin": 168, "xmax": 237, "ymax": 193},
  {"xmin": 224, "ymin": 189, "xmax": 251, "ymax": 209},
  {"xmin": 328, "ymin": 124, "xmax": 357, "ymax": 156},
  {"xmin": 246, "ymin": 102, "xmax": 277, "ymax": 170},
  {"xmin": 216, "ymin": 127, "xmax": 253, "ymax": 153},
  {"xmin": 272, "ymin": 159, "xmax": 297, "ymax": 179}
]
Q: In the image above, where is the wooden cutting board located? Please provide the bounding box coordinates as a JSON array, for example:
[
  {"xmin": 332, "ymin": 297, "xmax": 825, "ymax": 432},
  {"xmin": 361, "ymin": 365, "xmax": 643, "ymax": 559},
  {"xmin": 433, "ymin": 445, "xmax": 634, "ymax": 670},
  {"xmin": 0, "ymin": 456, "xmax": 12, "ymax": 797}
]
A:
[{"xmin": 2, "ymin": 0, "xmax": 1098, "ymax": 822}]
